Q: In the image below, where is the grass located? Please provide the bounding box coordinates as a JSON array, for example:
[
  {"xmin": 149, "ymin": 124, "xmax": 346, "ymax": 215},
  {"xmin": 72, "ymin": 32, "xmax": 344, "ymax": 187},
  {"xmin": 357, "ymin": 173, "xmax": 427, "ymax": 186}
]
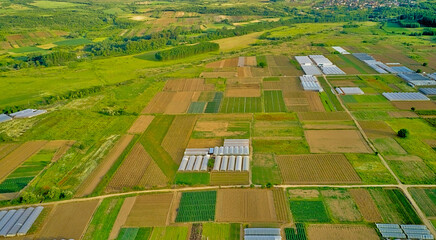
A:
[
  {"xmin": 202, "ymin": 223, "xmax": 240, "ymax": 240},
  {"xmin": 338, "ymin": 54, "xmax": 375, "ymax": 74},
  {"xmin": 84, "ymin": 197, "xmax": 124, "ymax": 240},
  {"xmin": 175, "ymin": 191, "xmax": 217, "ymax": 222},
  {"xmin": 264, "ymin": 77, "xmax": 280, "ymax": 81},
  {"xmin": 264, "ymin": 90, "xmax": 286, "ymax": 112},
  {"xmin": 289, "ymin": 200, "xmax": 330, "ymax": 222},
  {"xmin": 174, "ymin": 172, "xmax": 210, "ymax": 185},
  {"xmin": 385, "ymin": 188, "xmax": 422, "ymax": 224},
  {"xmin": 253, "ymin": 121, "xmax": 303, "ymax": 137},
  {"xmin": 409, "ymin": 188, "xmax": 436, "ymax": 217},
  {"xmin": 252, "ymin": 139, "xmax": 309, "ymax": 154},
  {"xmin": 388, "ymin": 160, "xmax": 436, "ymax": 184},
  {"xmin": 53, "ymin": 38, "xmax": 92, "ymax": 46},
  {"xmin": 317, "ymin": 77, "xmax": 344, "ymax": 111},
  {"xmin": 187, "ymin": 102, "xmax": 206, "ymax": 113},
  {"xmin": 212, "ymin": 32, "xmax": 262, "ymax": 51},
  {"xmin": 220, "ymin": 97, "xmax": 262, "ymax": 113},
  {"xmin": 252, "ymin": 154, "xmax": 282, "ymax": 185},
  {"xmin": 149, "ymin": 226, "xmax": 188, "ymax": 240},
  {"xmin": 373, "ymin": 138, "xmax": 407, "ymax": 155},
  {"xmin": 352, "ymin": 110, "xmax": 392, "ymax": 120},
  {"xmin": 345, "ymin": 154, "xmax": 396, "ymax": 184},
  {"xmin": 117, "ymin": 228, "xmax": 139, "ymax": 240},
  {"xmin": 9, "ymin": 46, "xmax": 46, "ymax": 53},
  {"xmin": 139, "ymin": 115, "xmax": 178, "ymax": 180},
  {"xmin": 319, "ymin": 92, "xmax": 334, "ymax": 112},
  {"xmin": 30, "ymin": 0, "xmax": 82, "ymax": 8}
]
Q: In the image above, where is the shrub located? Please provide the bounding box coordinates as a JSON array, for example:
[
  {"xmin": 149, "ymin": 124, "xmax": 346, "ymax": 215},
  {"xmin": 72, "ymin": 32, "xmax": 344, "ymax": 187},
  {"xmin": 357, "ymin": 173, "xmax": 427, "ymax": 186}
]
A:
[{"xmin": 397, "ymin": 128, "xmax": 409, "ymax": 138}]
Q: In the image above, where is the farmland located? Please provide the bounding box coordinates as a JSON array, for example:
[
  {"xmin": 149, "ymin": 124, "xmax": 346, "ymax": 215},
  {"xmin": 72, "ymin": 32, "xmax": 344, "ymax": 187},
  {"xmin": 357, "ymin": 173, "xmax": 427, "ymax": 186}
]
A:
[{"xmin": 1, "ymin": 0, "xmax": 436, "ymax": 237}]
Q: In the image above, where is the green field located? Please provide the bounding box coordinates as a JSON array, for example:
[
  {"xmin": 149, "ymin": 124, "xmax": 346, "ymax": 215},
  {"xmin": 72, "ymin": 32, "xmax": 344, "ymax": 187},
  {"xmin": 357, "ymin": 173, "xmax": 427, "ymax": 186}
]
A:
[
  {"xmin": 264, "ymin": 90, "xmax": 286, "ymax": 112},
  {"xmin": 220, "ymin": 97, "xmax": 262, "ymax": 113},
  {"xmin": 409, "ymin": 188, "xmax": 436, "ymax": 217},
  {"xmin": 345, "ymin": 154, "xmax": 396, "ymax": 184},
  {"xmin": 174, "ymin": 172, "xmax": 210, "ymax": 185},
  {"xmin": 289, "ymin": 200, "xmax": 330, "ymax": 222},
  {"xmin": 202, "ymin": 223, "xmax": 240, "ymax": 240},
  {"xmin": 85, "ymin": 197, "xmax": 124, "ymax": 240},
  {"xmin": 187, "ymin": 102, "xmax": 206, "ymax": 113},
  {"xmin": 117, "ymin": 228, "xmax": 153, "ymax": 240},
  {"xmin": 252, "ymin": 154, "xmax": 282, "ymax": 185},
  {"xmin": 205, "ymin": 92, "xmax": 223, "ymax": 113},
  {"xmin": 285, "ymin": 223, "xmax": 307, "ymax": 240},
  {"xmin": 149, "ymin": 226, "xmax": 188, "ymax": 240},
  {"xmin": 175, "ymin": 191, "xmax": 217, "ymax": 222},
  {"xmin": 252, "ymin": 139, "xmax": 309, "ymax": 154}
]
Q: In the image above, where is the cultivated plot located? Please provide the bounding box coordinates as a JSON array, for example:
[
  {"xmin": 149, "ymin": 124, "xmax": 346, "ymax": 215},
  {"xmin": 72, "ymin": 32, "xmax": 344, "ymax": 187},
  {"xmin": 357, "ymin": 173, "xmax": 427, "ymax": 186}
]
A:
[
  {"xmin": 307, "ymin": 224, "xmax": 379, "ymax": 240},
  {"xmin": 215, "ymin": 189, "xmax": 277, "ymax": 222},
  {"xmin": 276, "ymin": 154, "xmax": 362, "ymax": 184},
  {"xmin": 304, "ymin": 130, "xmax": 372, "ymax": 153},
  {"xmin": 125, "ymin": 193, "xmax": 174, "ymax": 227}
]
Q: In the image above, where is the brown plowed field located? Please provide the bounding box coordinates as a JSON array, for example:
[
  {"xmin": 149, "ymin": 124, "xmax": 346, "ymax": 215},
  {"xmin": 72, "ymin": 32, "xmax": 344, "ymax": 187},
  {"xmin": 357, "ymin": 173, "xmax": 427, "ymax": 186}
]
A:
[
  {"xmin": 388, "ymin": 111, "xmax": 418, "ymax": 118},
  {"xmin": 206, "ymin": 60, "xmax": 225, "ymax": 68},
  {"xmin": 307, "ymin": 224, "xmax": 379, "ymax": 240},
  {"xmin": 305, "ymin": 130, "xmax": 372, "ymax": 153},
  {"xmin": 163, "ymin": 78, "xmax": 214, "ymax": 91},
  {"xmin": 0, "ymin": 140, "xmax": 47, "ymax": 180},
  {"xmin": 349, "ymin": 189, "xmax": 382, "ymax": 222},
  {"xmin": 392, "ymin": 101, "xmax": 436, "ymax": 110},
  {"xmin": 109, "ymin": 197, "xmax": 137, "ymax": 239},
  {"xmin": 304, "ymin": 130, "xmax": 372, "ymax": 153},
  {"xmin": 216, "ymin": 189, "xmax": 277, "ymax": 222},
  {"xmin": 187, "ymin": 138, "xmax": 223, "ymax": 148},
  {"xmin": 142, "ymin": 92, "xmax": 176, "ymax": 114},
  {"xmin": 223, "ymin": 58, "xmax": 238, "ymax": 67},
  {"xmin": 358, "ymin": 121, "xmax": 396, "ymax": 138},
  {"xmin": 330, "ymin": 80, "xmax": 356, "ymax": 87},
  {"xmin": 125, "ymin": 193, "xmax": 174, "ymax": 227},
  {"xmin": 298, "ymin": 112, "xmax": 351, "ymax": 121},
  {"xmin": 225, "ymin": 84, "xmax": 261, "ymax": 97},
  {"xmin": 128, "ymin": 115, "xmax": 155, "ymax": 134},
  {"xmin": 0, "ymin": 143, "xmax": 19, "ymax": 160},
  {"xmin": 251, "ymin": 67, "xmax": 271, "ymax": 77},
  {"xmin": 162, "ymin": 115, "xmax": 198, "ymax": 164},
  {"xmin": 38, "ymin": 200, "xmax": 99, "ymax": 240},
  {"xmin": 210, "ymin": 172, "xmax": 249, "ymax": 185},
  {"xmin": 227, "ymin": 77, "xmax": 262, "ymax": 84},
  {"xmin": 306, "ymin": 92, "xmax": 325, "ymax": 112},
  {"xmin": 138, "ymin": 159, "xmax": 168, "ymax": 187},
  {"xmin": 201, "ymin": 72, "xmax": 237, "ymax": 78},
  {"xmin": 106, "ymin": 143, "xmax": 152, "ymax": 192},
  {"xmin": 165, "ymin": 92, "xmax": 195, "ymax": 114},
  {"xmin": 76, "ymin": 135, "xmax": 134, "ymax": 197},
  {"xmin": 276, "ymin": 154, "xmax": 362, "ymax": 184},
  {"xmin": 237, "ymin": 67, "xmax": 252, "ymax": 78},
  {"xmin": 272, "ymin": 188, "xmax": 292, "ymax": 222},
  {"xmin": 245, "ymin": 56, "xmax": 257, "ymax": 66}
]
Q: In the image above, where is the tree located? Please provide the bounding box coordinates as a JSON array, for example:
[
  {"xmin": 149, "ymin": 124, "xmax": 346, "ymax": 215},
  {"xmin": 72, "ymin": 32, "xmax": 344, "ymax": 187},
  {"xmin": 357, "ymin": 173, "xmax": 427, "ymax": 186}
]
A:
[
  {"xmin": 423, "ymin": 62, "xmax": 428, "ymax": 66},
  {"xmin": 397, "ymin": 128, "xmax": 409, "ymax": 138},
  {"xmin": 258, "ymin": 61, "xmax": 267, "ymax": 68},
  {"xmin": 416, "ymin": 69, "xmax": 422, "ymax": 73},
  {"xmin": 411, "ymin": 107, "xmax": 415, "ymax": 111}
]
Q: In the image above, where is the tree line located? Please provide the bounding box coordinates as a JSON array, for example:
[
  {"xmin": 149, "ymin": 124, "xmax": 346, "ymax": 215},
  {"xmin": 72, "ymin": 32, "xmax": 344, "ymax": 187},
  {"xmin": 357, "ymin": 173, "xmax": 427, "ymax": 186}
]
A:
[{"xmin": 155, "ymin": 42, "xmax": 219, "ymax": 61}]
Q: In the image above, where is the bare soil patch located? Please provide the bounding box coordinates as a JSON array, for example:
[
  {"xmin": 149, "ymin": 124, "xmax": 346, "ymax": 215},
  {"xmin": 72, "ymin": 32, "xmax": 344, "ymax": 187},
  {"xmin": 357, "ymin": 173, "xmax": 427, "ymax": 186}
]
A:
[
  {"xmin": 163, "ymin": 78, "xmax": 214, "ymax": 91},
  {"xmin": 276, "ymin": 154, "xmax": 362, "ymax": 184},
  {"xmin": 321, "ymin": 190, "xmax": 362, "ymax": 222},
  {"xmin": 142, "ymin": 92, "xmax": 176, "ymax": 114},
  {"xmin": 77, "ymin": 135, "xmax": 134, "ymax": 197},
  {"xmin": 330, "ymin": 80, "xmax": 356, "ymax": 87},
  {"xmin": 245, "ymin": 56, "xmax": 257, "ymax": 66},
  {"xmin": 0, "ymin": 143, "xmax": 19, "ymax": 160},
  {"xmin": 306, "ymin": 92, "xmax": 325, "ymax": 112},
  {"xmin": 216, "ymin": 189, "xmax": 277, "ymax": 222},
  {"xmin": 109, "ymin": 196, "xmax": 137, "ymax": 239},
  {"xmin": 165, "ymin": 92, "xmax": 195, "ymax": 114},
  {"xmin": 392, "ymin": 101, "xmax": 436, "ymax": 110},
  {"xmin": 201, "ymin": 72, "xmax": 237, "ymax": 78},
  {"xmin": 298, "ymin": 112, "xmax": 351, "ymax": 121},
  {"xmin": 128, "ymin": 115, "xmax": 155, "ymax": 134},
  {"xmin": 263, "ymin": 81, "xmax": 282, "ymax": 90},
  {"xmin": 225, "ymin": 84, "xmax": 261, "ymax": 97},
  {"xmin": 307, "ymin": 224, "xmax": 379, "ymax": 240},
  {"xmin": 349, "ymin": 189, "xmax": 382, "ymax": 222},
  {"xmin": 206, "ymin": 60, "xmax": 225, "ymax": 68},
  {"xmin": 106, "ymin": 143, "xmax": 152, "ymax": 192},
  {"xmin": 227, "ymin": 77, "xmax": 262, "ymax": 84},
  {"xmin": 237, "ymin": 67, "xmax": 252, "ymax": 78},
  {"xmin": 187, "ymin": 138, "xmax": 223, "ymax": 148},
  {"xmin": 305, "ymin": 130, "xmax": 372, "ymax": 153},
  {"xmin": 38, "ymin": 200, "xmax": 99, "ymax": 240},
  {"xmin": 288, "ymin": 189, "xmax": 320, "ymax": 199},
  {"xmin": 388, "ymin": 111, "xmax": 419, "ymax": 118},
  {"xmin": 125, "ymin": 193, "xmax": 174, "ymax": 227}
]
